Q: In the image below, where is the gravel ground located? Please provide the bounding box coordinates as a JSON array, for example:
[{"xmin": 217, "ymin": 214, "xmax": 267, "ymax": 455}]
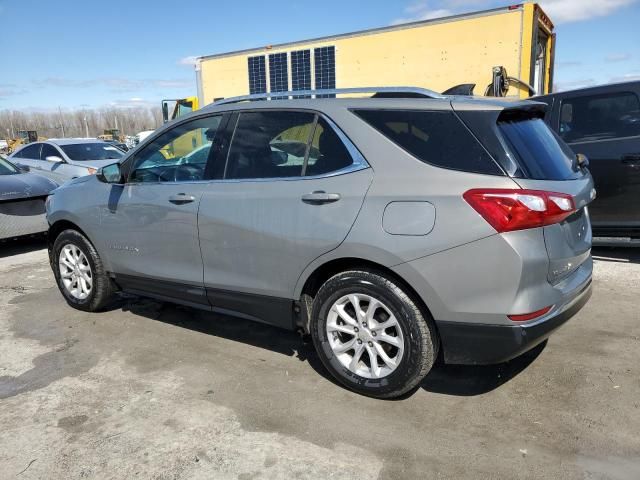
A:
[{"xmin": 0, "ymin": 237, "xmax": 638, "ymax": 480}]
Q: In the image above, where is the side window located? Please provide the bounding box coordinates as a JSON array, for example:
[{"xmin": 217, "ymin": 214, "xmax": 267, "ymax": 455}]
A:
[
  {"xmin": 40, "ymin": 144, "xmax": 61, "ymax": 160},
  {"xmin": 353, "ymin": 109, "xmax": 501, "ymax": 175},
  {"xmin": 16, "ymin": 144, "xmax": 41, "ymax": 160},
  {"xmin": 559, "ymin": 92, "xmax": 640, "ymax": 143},
  {"xmin": 305, "ymin": 118, "xmax": 354, "ymax": 176},
  {"xmin": 225, "ymin": 111, "xmax": 316, "ymax": 179},
  {"xmin": 129, "ymin": 115, "xmax": 222, "ymax": 183}
]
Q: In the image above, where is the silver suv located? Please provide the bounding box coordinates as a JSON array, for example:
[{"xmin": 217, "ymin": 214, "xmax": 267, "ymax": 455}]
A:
[
  {"xmin": 10, "ymin": 138, "xmax": 125, "ymax": 184},
  {"xmin": 46, "ymin": 88, "xmax": 594, "ymax": 398}
]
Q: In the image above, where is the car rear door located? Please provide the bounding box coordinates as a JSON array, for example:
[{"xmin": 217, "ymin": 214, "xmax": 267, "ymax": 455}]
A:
[
  {"xmin": 39, "ymin": 143, "xmax": 68, "ymax": 184},
  {"xmin": 11, "ymin": 143, "xmax": 42, "ymax": 172},
  {"xmin": 198, "ymin": 110, "xmax": 372, "ymax": 326},
  {"xmin": 554, "ymin": 88, "xmax": 640, "ymax": 235}
]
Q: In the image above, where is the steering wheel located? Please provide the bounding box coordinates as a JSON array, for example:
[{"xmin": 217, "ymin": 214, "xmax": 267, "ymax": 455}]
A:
[{"xmin": 172, "ymin": 164, "xmax": 204, "ymax": 182}]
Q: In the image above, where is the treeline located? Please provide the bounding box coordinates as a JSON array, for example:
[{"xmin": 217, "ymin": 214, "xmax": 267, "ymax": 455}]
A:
[{"xmin": 0, "ymin": 106, "xmax": 163, "ymax": 140}]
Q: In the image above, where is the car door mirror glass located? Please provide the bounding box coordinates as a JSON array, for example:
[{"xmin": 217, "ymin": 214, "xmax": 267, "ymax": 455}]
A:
[
  {"xmin": 45, "ymin": 155, "xmax": 63, "ymax": 163},
  {"xmin": 97, "ymin": 163, "xmax": 123, "ymax": 183}
]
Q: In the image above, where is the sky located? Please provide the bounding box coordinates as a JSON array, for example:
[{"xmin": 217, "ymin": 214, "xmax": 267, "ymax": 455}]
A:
[{"xmin": 0, "ymin": 0, "xmax": 638, "ymax": 112}]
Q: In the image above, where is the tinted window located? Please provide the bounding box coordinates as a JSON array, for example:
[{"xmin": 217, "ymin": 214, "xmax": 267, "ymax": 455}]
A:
[
  {"xmin": 305, "ymin": 118, "xmax": 353, "ymax": 176},
  {"xmin": 225, "ymin": 111, "xmax": 316, "ymax": 179},
  {"xmin": 353, "ymin": 110, "xmax": 501, "ymax": 175},
  {"xmin": 15, "ymin": 144, "xmax": 41, "ymax": 159},
  {"xmin": 60, "ymin": 143, "xmax": 124, "ymax": 161},
  {"xmin": 498, "ymin": 117, "xmax": 581, "ymax": 180},
  {"xmin": 130, "ymin": 115, "xmax": 222, "ymax": 183},
  {"xmin": 559, "ymin": 92, "xmax": 640, "ymax": 143},
  {"xmin": 40, "ymin": 144, "xmax": 61, "ymax": 160}
]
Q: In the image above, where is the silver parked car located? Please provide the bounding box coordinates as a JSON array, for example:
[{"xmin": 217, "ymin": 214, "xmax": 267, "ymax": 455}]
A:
[
  {"xmin": 0, "ymin": 154, "xmax": 58, "ymax": 240},
  {"xmin": 9, "ymin": 138, "xmax": 125, "ymax": 184},
  {"xmin": 46, "ymin": 87, "xmax": 593, "ymax": 398}
]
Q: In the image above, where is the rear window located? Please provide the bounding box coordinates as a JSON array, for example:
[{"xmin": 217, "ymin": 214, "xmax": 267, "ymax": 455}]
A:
[
  {"xmin": 498, "ymin": 117, "xmax": 581, "ymax": 180},
  {"xmin": 353, "ymin": 109, "xmax": 502, "ymax": 175}
]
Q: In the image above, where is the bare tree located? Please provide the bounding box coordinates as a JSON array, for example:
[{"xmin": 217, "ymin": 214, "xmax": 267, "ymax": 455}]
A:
[{"xmin": 0, "ymin": 105, "xmax": 163, "ymax": 140}]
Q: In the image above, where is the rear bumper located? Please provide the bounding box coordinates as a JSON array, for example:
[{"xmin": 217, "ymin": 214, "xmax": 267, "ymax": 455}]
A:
[{"xmin": 435, "ymin": 280, "xmax": 592, "ymax": 365}]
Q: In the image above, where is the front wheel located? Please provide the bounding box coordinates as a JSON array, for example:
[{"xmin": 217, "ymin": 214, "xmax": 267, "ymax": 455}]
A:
[
  {"xmin": 310, "ymin": 270, "xmax": 438, "ymax": 399},
  {"xmin": 51, "ymin": 229, "xmax": 117, "ymax": 312}
]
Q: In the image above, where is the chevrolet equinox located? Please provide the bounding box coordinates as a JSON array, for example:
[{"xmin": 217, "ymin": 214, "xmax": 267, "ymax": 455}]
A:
[{"xmin": 46, "ymin": 87, "xmax": 593, "ymax": 398}]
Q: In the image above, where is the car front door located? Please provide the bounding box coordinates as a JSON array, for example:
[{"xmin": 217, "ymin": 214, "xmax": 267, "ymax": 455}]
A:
[
  {"xmin": 98, "ymin": 113, "xmax": 226, "ymax": 307},
  {"xmin": 557, "ymin": 90, "xmax": 640, "ymax": 234},
  {"xmin": 198, "ymin": 110, "xmax": 373, "ymax": 326},
  {"xmin": 39, "ymin": 143, "xmax": 69, "ymax": 184}
]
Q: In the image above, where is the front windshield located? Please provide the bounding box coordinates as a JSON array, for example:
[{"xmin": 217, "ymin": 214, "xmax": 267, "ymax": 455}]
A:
[
  {"xmin": 0, "ymin": 156, "xmax": 20, "ymax": 175},
  {"xmin": 59, "ymin": 143, "xmax": 125, "ymax": 161}
]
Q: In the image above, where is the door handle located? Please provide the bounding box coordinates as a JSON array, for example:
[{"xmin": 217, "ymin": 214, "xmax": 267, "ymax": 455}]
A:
[
  {"xmin": 621, "ymin": 154, "xmax": 640, "ymax": 166},
  {"xmin": 168, "ymin": 193, "xmax": 196, "ymax": 204},
  {"xmin": 301, "ymin": 191, "xmax": 341, "ymax": 204}
]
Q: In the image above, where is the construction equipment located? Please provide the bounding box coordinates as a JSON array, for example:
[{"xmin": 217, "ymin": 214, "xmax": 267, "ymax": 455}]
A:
[
  {"xmin": 98, "ymin": 129, "xmax": 125, "ymax": 142},
  {"xmin": 161, "ymin": 96, "xmax": 199, "ymax": 123},
  {"xmin": 6, "ymin": 130, "xmax": 39, "ymax": 154}
]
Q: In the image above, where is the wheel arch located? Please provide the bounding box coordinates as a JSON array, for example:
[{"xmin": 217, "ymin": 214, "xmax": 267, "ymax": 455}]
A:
[
  {"xmin": 47, "ymin": 220, "xmax": 105, "ymax": 269},
  {"xmin": 297, "ymin": 256, "xmax": 439, "ymax": 340}
]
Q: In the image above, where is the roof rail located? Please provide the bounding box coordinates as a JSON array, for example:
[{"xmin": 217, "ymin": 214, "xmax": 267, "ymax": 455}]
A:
[{"xmin": 211, "ymin": 87, "xmax": 444, "ymax": 106}]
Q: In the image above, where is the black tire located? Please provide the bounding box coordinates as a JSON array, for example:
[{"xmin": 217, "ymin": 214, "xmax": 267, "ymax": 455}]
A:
[
  {"xmin": 311, "ymin": 269, "xmax": 438, "ymax": 399},
  {"xmin": 51, "ymin": 229, "xmax": 117, "ymax": 312}
]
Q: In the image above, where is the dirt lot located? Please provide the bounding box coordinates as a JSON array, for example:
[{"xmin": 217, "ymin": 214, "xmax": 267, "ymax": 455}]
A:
[{"xmin": 0, "ymin": 237, "xmax": 639, "ymax": 480}]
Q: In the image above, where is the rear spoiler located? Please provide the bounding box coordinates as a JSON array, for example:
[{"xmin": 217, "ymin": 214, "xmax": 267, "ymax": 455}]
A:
[{"xmin": 498, "ymin": 102, "xmax": 547, "ymax": 121}]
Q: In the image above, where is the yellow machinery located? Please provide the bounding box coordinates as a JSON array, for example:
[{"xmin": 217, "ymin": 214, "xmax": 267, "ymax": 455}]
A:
[
  {"xmin": 194, "ymin": 3, "xmax": 555, "ymax": 104},
  {"xmin": 7, "ymin": 130, "xmax": 39, "ymax": 154},
  {"xmin": 161, "ymin": 96, "xmax": 199, "ymax": 123},
  {"xmin": 98, "ymin": 129, "xmax": 125, "ymax": 142}
]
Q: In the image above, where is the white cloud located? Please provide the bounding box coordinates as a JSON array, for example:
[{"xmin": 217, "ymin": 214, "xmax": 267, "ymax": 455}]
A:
[
  {"xmin": 557, "ymin": 60, "xmax": 582, "ymax": 68},
  {"xmin": 392, "ymin": 0, "xmax": 638, "ymax": 25},
  {"xmin": 610, "ymin": 72, "xmax": 640, "ymax": 82},
  {"xmin": 178, "ymin": 56, "xmax": 199, "ymax": 67},
  {"xmin": 538, "ymin": 0, "xmax": 638, "ymax": 24},
  {"xmin": 392, "ymin": 1, "xmax": 454, "ymax": 24},
  {"xmin": 605, "ymin": 52, "xmax": 631, "ymax": 62}
]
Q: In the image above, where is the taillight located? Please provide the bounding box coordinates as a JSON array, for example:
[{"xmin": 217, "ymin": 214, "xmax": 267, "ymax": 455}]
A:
[
  {"xmin": 463, "ymin": 188, "xmax": 576, "ymax": 233},
  {"xmin": 508, "ymin": 305, "xmax": 553, "ymax": 322}
]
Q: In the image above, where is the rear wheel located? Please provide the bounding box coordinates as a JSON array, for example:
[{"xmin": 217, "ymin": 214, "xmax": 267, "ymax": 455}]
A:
[
  {"xmin": 311, "ymin": 269, "xmax": 438, "ymax": 399},
  {"xmin": 51, "ymin": 229, "xmax": 117, "ymax": 311}
]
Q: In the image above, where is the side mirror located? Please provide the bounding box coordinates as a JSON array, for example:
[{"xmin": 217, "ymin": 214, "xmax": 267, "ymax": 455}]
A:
[
  {"xmin": 45, "ymin": 155, "xmax": 64, "ymax": 163},
  {"xmin": 96, "ymin": 163, "xmax": 124, "ymax": 184},
  {"xmin": 18, "ymin": 164, "xmax": 30, "ymax": 172}
]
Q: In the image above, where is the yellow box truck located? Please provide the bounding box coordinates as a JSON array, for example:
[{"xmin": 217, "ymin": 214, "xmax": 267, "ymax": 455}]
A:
[{"xmin": 191, "ymin": 2, "xmax": 555, "ymax": 111}]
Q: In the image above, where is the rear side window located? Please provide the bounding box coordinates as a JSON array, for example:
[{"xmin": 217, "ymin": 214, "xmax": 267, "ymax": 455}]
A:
[
  {"xmin": 498, "ymin": 117, "xmax": 581, "ymax": 180},
  {"xmin": 305, "ymin": 118, "xmax": 353, "ymax": 176},
  {"xmin": 224, "ymin": 111, "xmax": 354, "ymax": 179},
  {"xmin": 353, "ymin": 109, "xmax": 502, "ymax": 175},
  {"xmin": 14, "ymin": 144, "xmax": 41, "ymax": 159},
  {"xmin": 559, "ymin": 92, "xmax": 640, "ymax": 143},
  {"xmin": 226, "ymin": 111, "xmax": 316, "ymax": 179}
]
